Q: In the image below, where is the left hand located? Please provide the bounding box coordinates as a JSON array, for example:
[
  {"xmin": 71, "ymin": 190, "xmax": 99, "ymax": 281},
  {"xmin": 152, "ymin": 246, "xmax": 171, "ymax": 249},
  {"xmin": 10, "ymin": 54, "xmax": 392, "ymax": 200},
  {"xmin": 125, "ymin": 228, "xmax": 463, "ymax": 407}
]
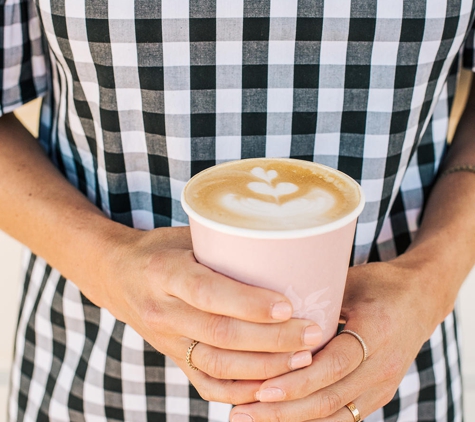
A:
[{"xmin": 230, "ymin": 257, "xmax": 445, "ymax": 421}]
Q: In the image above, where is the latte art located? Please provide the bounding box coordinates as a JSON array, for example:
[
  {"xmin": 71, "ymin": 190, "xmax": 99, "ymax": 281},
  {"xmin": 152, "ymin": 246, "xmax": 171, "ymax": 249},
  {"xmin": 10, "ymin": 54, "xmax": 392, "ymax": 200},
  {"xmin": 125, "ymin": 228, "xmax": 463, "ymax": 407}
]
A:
[
  {"xmin": 247, "ymin": 167, "xmax": 299, "ymax": 199},
  {"xmin": 183, "ymin": 158, "xmax": 361, "ymax": 231},
  {"xmin": 221, "ymin": 188, "xmax": 335, "ymax": 221},
  {"xmin": 247, "ymin": 181, "xmax": 299, "ymax": 198},
  {"xmin": 220, "ymin": 166, "xmax": 336, "ymax": 224}
]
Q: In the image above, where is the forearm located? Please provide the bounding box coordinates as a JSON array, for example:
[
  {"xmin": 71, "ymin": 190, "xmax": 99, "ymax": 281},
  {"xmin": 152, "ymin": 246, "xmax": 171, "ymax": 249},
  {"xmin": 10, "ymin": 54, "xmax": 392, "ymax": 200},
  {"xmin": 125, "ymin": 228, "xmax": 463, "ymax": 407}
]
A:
[
  {"xmin": 0, "ymin": 113, "xmax": 322, "ymax": 401},
  {"xmin": 0, "ymin": 112, "xmax": 133, "ymax": 304},
  {"xmin": 399, "ymin": 81, "xmax": 475, "ymax": 329}
]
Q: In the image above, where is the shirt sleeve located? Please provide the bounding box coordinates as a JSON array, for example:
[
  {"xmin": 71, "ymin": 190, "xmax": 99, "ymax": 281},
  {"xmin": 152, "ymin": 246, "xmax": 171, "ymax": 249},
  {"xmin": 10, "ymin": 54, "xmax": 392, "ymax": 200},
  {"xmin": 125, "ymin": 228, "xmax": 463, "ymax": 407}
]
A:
[
  {"xmin": 463, "ymin": 19, "xmax": 475, "ymax": 72},
  {"xmin": 0, "ymin": 0, "xmax": 48, "ymax": 116}
]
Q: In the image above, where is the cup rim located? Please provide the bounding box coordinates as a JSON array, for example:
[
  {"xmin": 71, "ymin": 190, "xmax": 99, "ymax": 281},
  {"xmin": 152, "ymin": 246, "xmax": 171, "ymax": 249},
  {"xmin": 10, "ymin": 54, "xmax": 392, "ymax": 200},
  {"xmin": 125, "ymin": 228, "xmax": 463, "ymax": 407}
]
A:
[{"xmin": 181, "ymin": 158, "xmax": 366, "ymax": 239}]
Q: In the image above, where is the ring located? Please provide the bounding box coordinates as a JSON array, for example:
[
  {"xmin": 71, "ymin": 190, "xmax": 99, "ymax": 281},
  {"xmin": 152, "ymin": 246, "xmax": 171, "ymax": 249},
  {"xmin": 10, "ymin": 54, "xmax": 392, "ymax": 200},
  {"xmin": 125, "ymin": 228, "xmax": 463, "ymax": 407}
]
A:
[
  {"xmin": 186, "ymin": 340, "xmax": 199, "ymax": 371},
  {"xmin": 345, "ymin": 402, "xmax": 361, "ymax": 422},
  {"xmin": 339, "ymin": 329, "xmax": 368, "ymax": 364}
]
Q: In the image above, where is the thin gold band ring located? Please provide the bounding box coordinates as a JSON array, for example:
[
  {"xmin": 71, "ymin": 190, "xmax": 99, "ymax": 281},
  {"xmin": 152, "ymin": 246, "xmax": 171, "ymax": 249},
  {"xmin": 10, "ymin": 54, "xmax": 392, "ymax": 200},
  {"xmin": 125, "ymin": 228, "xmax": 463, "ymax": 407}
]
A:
[
  {"xmin": 339, "ymin": 329, "xmax": 368, "ymax": 364},
  {"xmin": 186, "ymin": 340, "xmax": 199, "ymax": 371}
]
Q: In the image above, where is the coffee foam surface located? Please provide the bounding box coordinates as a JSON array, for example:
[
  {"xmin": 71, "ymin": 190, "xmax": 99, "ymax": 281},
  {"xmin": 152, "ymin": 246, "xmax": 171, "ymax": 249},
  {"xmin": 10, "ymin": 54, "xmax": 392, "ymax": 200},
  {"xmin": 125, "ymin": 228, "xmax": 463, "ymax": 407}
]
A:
[{"xmin": 183, "ymin": 159, "xmax": 361, "ymax": 231}]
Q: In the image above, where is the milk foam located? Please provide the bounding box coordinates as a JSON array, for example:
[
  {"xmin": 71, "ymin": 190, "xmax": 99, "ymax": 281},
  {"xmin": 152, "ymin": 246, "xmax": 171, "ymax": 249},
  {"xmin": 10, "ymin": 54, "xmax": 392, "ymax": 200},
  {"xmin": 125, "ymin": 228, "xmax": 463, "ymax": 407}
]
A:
[
  {"xmin": 218, "ymin": 167, "xmax": 337, "ymax": 228},
  {"xmin": 183, "ymin": 158, "xmax": 361, "ymax": 231},
  {"xmin": 247, "ymin": 166, "xmax": 299, "ymax": 198}
]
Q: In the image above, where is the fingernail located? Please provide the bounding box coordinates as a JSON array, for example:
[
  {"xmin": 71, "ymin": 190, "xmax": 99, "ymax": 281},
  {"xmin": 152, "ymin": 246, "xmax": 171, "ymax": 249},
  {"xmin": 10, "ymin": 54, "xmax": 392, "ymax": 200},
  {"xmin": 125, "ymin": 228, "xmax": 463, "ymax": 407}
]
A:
[
  {"xmin": 258, "ymin": 387, "xmax": 285, "ymax": 402},
  {"xmin": 304, "ymin": 325, "xmax": 323, "ymax": 346},
  {"xmin": 232, "ymin": 414, "xmax": 253, "ymax": 422},
  {"xmin": 271, "ymin": 302, "xmax": 292, "ymax": 320},
  {"xmin": 290, "ymin": 350, "xmax": 312, "ymax": 370}
]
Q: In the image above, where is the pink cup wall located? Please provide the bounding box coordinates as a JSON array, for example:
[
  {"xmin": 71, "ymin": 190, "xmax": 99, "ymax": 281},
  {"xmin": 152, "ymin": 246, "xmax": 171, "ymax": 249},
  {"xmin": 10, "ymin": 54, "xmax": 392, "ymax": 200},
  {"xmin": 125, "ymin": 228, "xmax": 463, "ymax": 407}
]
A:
[{"xmin": 189, "ymin": 218, "xmax": 358, "ymax": 352}]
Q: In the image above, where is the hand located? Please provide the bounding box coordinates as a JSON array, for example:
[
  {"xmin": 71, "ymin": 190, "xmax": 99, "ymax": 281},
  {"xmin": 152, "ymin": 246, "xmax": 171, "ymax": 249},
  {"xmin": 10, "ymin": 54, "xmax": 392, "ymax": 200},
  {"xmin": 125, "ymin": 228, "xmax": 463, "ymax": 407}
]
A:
[
  {"xmin": 85, "ymin": 225, "xmax": 322, "ymax": 405},
  {"xmin": 230, "ymin": 257, "xmax": 445, "ymax": 420},
  {"xmin": 0, "ymin": 114, "xmax": 321, "ymax": 405}
]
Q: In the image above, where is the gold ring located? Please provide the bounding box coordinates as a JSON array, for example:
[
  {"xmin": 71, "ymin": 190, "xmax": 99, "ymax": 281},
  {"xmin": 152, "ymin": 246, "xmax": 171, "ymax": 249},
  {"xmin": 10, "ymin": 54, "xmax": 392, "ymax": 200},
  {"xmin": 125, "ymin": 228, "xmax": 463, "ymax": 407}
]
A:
[
  {"xmin": 339, "ymin": 329, "xmax": 368, "ymax": 364},
  {"xmin": 345, "ymin": 401, "xmax": 361, "ymax": 422},
  {"xmin": 186, "ymin": 340, "xmax": 199, "ymax": 370}
]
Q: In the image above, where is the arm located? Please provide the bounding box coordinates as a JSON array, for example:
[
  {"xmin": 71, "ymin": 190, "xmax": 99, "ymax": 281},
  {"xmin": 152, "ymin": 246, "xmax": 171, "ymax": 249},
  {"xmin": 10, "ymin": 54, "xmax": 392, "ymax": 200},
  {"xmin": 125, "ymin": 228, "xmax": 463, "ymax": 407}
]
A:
[
  {"xmin": 230, "ymin": 82, "xmax": 475, "ymax": 421},
  {"xmin": 0, "ymin": 112, "xmax": 322, "ymax": 403}
]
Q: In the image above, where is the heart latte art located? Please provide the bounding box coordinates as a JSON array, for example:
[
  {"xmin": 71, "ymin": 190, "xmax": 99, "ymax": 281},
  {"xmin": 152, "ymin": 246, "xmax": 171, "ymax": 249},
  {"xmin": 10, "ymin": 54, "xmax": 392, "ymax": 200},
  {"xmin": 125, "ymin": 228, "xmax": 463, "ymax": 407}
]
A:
[
  {"xmin": 183, "ymin": 158, "xmax": 361, "ymax": 231},
  {"xmin": 222, "ymin": 167, "xmax": 335, "ymax": 220}
]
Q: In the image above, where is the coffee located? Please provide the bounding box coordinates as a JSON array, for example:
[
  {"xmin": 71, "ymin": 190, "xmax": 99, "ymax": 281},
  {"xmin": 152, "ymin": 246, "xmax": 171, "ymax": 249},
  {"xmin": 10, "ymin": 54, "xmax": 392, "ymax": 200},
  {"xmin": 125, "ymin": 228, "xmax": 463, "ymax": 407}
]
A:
[
  {"xmin": 183, "ymin": 158, "xmax": 361, "ymax": 231},
  {"xmin": 182, "ymin": 158, "xmax": 365, "ymax": 351}
]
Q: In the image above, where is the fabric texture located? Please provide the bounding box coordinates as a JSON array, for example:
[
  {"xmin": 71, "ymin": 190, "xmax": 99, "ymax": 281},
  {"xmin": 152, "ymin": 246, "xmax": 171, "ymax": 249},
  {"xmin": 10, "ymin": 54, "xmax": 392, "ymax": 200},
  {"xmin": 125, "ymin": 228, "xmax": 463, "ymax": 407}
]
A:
[{"xmin": 3, "ymin": 0, "xmax": 474, "ymax": 420}]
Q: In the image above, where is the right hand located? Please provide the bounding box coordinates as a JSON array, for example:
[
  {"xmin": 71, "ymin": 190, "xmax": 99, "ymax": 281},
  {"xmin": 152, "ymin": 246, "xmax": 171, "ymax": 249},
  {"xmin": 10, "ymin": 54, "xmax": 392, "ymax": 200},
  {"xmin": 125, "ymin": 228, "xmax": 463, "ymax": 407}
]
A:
[
  {"xmin": 82, "ymin": 225, "xmax": 322, "ymax": 405},
  {"xmin": 0, "ymin": 114, "xmax": 320, "ymax": 405}
]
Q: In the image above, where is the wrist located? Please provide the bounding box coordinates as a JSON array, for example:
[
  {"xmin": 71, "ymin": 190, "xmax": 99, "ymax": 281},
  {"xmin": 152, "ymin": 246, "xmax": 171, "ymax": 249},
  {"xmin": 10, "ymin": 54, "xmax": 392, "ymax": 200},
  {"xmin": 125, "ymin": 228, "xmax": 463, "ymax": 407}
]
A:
[
  {"xmin": 390, "ymin": 246, "xmax": 460, "ymax": 335},
  {"xmin": 56, "ymin": 213, "xmax": 140, "ymax": 309},
  {"xmin": 87, "ymin": 224, "xmax": 193, "ymax": 311}
]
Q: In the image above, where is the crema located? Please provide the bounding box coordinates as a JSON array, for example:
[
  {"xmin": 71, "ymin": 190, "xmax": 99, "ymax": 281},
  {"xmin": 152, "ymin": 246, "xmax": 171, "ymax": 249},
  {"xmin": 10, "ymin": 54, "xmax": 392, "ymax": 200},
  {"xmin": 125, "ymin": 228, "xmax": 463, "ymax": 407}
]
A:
[{"xmin": 183, "ymin": 158, "xmax": 361, "ymax": 231}]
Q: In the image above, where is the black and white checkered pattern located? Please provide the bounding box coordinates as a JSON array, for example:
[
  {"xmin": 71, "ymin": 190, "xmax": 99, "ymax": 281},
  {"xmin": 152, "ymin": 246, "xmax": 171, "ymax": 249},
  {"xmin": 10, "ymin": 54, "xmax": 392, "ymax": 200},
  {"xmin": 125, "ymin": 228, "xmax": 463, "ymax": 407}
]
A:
[{"xmin": 3, "ymin": 0, "xmax": 475, "ymax": 420}]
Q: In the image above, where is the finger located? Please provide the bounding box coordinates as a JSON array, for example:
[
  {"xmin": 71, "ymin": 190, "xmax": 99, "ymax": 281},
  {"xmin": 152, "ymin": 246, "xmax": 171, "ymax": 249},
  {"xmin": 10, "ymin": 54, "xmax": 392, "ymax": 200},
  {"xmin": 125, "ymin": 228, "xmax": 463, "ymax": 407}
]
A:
[
  {"xmin": 190, "ymin": 341, "xmax": 313, "ymax": 380},
  {"xmin": 254, "ymin": 332, "xmax": 365, "ymax": 401},
  {"xmin": 231, "ymin": 396, "xmax": 334, "ymax": 422},
  {"xmin": 177, "ymin": 307, "xmax": 323, "ymax": 352},
  {"xmin": 231, "ymin": 369, "xmax": 388, "ymax": 421},
  {"xmin": 143, "ymin": 293, "xmax": 323, "ymax": 353},
  {"xmin": 312, "ymin": 383, "xmax": 398, "ymax": 422},
  {"xmin": 316, "ymin": 400, "xmax": 365, "ymax": 422},
  {"xmin": 176, "ymin": 358, "xmax": 263, "ymax": 405},
  {"xmin": 162, "ymin": 251, "xmax": 295, "ymax": 323}
]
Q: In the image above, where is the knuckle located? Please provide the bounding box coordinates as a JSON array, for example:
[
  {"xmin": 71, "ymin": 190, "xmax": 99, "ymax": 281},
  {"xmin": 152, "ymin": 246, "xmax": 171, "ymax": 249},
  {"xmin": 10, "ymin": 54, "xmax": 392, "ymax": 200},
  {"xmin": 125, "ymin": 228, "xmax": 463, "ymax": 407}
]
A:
[
  {"xmin": 273, "ymin": 324, "xmax": 288, "ymax": 350},
  {"xmin": 189, "ymin": 273, "xmax": 213, "ymax": 308},
  {"xmin": 193, "ymin": 379, "xmax": 223, "ymax": 403},
  {"xmin": 201, "ymin": 380, "xmax": 240, "ymax": 404},
  {"xmin": 300, "ymin": 371, "xmax": 317, "ymax": 395},
  {"xmin": 201, "ymin": 351, "xmax": 229, "ymax": 379},
  {"xmin": 221, "ymin": 381, "xmax": 244, "ymax": 405},
  {"xmin": 284, "ymin": 381, "xmax": 310, "ymax": 402},
  {"xmin": 327, "ymin": 351, "xmax": 351, "ymax": 382},
  {"xmin": 205, "ymin": 314, "xmax": 235, "ymax": 347},
  {"xmin": 145, "ymin": 251, "xmax": 169, "ymax": 281},
  {"xmin": 381, "ymin": 355, "xmax": 404, "ymax": 380},
  {"xmin": 218, "ymin": 385, "xmax": 234, "ymax": 404},
  {"xmin": 283, "ymin": 367, "xmax": 315, "ymax": 400},
  {"xmin": 262, "ymin": 356, "xmax": 278, "ymax": 379},
  {"xmin": 267, "ymin": 407, "xmax": 287, "ymax": 422},
  {"xmin": 141, "ymin": 303, "xmax": 164, "ymax": 330},
  {"xmin": 195, "ymin": 382, "xmax": 213, "ymax": 402},
  {"xmin": 314, "ymin": 389, "xmax": 343, "ymax": 417}
]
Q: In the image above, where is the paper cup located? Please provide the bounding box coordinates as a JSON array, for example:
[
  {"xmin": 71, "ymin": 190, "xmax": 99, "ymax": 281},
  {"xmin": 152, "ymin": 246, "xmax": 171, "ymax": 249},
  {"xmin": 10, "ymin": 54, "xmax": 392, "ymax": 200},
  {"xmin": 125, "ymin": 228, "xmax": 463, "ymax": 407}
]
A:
[{"xmin": 181, "ymin": 159, "xmax": 365, "ymax": 351}]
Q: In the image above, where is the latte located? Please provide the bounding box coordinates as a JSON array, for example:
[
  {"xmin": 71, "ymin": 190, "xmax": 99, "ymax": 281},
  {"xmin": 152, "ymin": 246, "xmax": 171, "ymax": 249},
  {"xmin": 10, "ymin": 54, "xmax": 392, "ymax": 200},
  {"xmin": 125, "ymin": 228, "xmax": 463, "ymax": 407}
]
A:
[{"xmin": 182, "ymin": 158, "xmax": 362, "ymax": 231}]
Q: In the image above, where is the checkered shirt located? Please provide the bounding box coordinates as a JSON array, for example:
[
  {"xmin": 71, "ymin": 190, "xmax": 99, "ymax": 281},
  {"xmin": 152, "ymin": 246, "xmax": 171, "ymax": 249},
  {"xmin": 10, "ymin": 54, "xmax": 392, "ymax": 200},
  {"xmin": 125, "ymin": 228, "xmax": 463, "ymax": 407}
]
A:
[{"xmin": 3, "ymin": 0, "xmax": 475, "ymax": 420}]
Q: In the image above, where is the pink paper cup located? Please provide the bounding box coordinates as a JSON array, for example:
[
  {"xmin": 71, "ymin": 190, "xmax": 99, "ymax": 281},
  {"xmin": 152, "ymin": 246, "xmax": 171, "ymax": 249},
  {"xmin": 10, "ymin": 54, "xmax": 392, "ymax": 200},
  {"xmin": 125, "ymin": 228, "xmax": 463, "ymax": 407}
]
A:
[{"xmin": 181, "ymin": 161, "xmax": 365, "ymax": 352}]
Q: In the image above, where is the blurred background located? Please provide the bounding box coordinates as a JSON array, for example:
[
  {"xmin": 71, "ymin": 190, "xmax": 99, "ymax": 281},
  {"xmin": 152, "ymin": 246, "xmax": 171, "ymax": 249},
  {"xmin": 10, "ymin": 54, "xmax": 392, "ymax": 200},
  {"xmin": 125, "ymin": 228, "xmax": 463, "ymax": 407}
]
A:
[{"xmin": 0, "ymin": 72, "xmax": 475, "ymax": 421}]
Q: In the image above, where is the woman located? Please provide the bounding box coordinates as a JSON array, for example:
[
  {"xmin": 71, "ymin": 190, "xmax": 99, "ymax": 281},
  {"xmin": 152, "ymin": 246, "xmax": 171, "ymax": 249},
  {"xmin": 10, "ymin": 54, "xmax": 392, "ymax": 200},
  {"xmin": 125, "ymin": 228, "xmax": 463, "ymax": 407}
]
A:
[{"xmin": 1, "ymin": 0, "xmax": 475, "ymax": 420}]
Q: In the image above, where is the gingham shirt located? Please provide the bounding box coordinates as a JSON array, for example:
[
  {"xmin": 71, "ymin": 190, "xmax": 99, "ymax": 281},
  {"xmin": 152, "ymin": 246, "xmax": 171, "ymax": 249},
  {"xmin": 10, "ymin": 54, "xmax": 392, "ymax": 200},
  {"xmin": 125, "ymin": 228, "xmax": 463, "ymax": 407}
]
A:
[{"xmin": 3, "ymin": 0, "xmax": 475, "ymax": 421}]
